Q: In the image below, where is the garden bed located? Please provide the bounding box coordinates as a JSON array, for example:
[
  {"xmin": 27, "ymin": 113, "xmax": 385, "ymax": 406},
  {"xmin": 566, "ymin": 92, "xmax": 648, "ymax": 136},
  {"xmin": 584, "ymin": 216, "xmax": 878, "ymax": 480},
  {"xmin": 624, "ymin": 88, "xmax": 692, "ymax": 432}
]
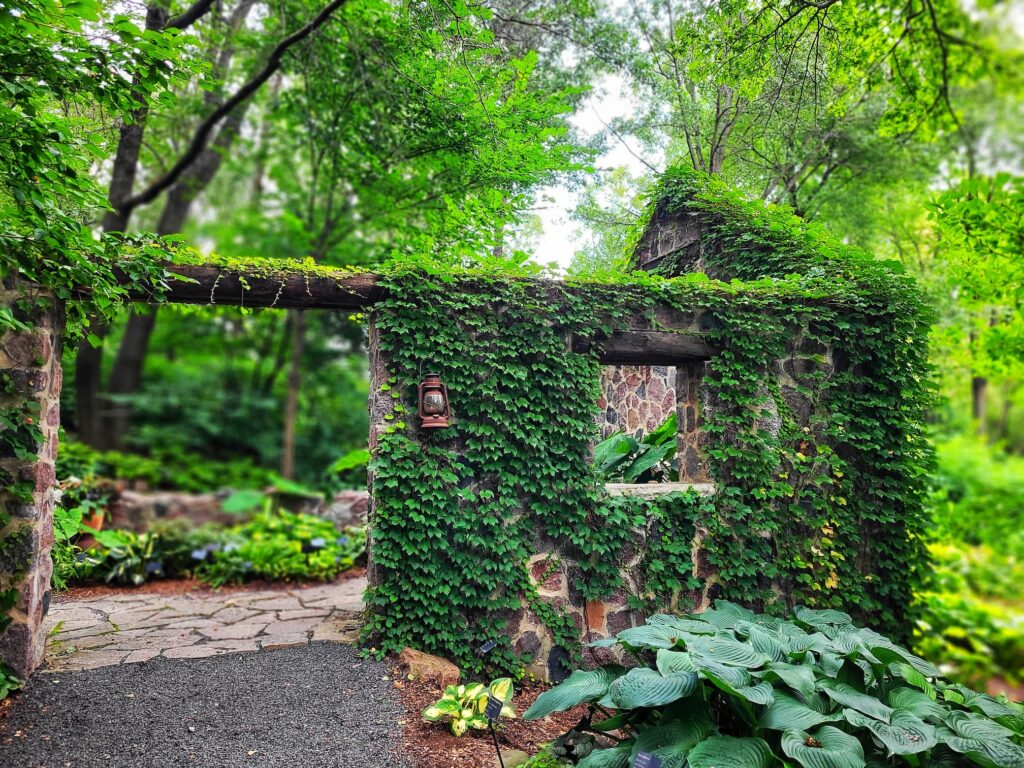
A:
[
  {"xmin": 396, "ymin": 677, "xmax": 587, "ymax": 768},
  {"xmin": 52, "ymin": 567, "xmax": 367, "ymax": 601}
]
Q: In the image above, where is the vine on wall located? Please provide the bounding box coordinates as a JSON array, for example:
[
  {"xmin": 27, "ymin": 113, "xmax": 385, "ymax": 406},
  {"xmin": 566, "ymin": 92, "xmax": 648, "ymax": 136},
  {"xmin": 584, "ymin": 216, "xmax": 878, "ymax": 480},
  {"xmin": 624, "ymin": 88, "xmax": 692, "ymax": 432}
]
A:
[{"xmin": 363, "ymin": 169, "xmax": 932, "ymax": 675}]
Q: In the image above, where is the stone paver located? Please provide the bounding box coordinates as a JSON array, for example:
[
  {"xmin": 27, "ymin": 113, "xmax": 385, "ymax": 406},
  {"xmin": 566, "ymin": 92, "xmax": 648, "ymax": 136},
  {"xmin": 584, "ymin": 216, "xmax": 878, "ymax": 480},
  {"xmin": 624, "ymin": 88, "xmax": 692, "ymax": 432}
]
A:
[{"xmin": 43, "ymin": 577, "xmax": 367, "ymax": 671}]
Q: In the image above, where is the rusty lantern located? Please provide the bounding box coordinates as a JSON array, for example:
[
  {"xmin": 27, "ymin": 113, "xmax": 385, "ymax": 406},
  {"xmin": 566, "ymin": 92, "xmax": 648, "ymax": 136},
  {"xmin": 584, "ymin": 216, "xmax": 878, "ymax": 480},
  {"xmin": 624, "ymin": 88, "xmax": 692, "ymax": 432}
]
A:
[{"xmin": 417, "ymin": 373, "xmax": 451, "ymax": 429}]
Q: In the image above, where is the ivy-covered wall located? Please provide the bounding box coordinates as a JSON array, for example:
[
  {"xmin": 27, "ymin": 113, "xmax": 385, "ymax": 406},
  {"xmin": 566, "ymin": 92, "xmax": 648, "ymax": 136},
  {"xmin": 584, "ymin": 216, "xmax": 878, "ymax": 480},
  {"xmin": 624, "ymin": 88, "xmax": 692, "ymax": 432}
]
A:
[{"xmin": 363, "ymin": 170, "xmax": 932, "ymax": 679}]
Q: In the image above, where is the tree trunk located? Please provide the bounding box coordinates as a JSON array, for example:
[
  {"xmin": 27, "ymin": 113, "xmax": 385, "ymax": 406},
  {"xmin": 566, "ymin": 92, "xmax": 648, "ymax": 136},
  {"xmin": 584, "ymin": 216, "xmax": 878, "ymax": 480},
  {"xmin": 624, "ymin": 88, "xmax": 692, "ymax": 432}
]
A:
[
  {"xmin": 100, "ymin": 106, "xmax": 250, "ymax": 448},
  {"xmin": 998, "ymin": 381, "xmax": 1012, "ymax": 440},
  {"xmin": 75, "ymin": 1, "xmax": 170, "ymax": 446},
  {"xmin": 281, "ymin": 310, "xmax": 304, "ymax": 480},
  {"xmin": 74, "ymin": 333, "xmax": 106, "ymax": 444},
  {"xmin": 973, "ymin": 376, "xmax": 988, "ymax": 436}
]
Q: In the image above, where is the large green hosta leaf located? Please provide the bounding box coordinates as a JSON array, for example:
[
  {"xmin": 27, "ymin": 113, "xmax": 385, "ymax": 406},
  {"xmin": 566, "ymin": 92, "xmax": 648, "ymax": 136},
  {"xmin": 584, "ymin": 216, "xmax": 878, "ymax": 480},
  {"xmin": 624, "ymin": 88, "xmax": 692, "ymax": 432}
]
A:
[
  {"xmin": 616, "ymin": 624, "xmax": 686, "ymax": 650},
  {"xmin": 843, "ymin": 708, "xmax": 937, "ymax": 755},
  {"xmin": 888, "ymin": 687, "xmax": 947, "ymax": 723},
  {"xmin": 594, "ymin": 432, "xmax": 638, "ymax": 474},
  {"xmin": 960, "ymin": 694, "xmax": 1023, "ymax": 723},
  {"xmin": 576, "ymin": 743, "xmax": 632, "ymax": 768},
  {"xmin": 608, "ymin": 668, "xmax": 698, "ymax": 709},
  {"xmin": 782, "ymin": 726, "xmax": 866, "ymax": 768},
  {"xmin": 762, "ymin": 661, "xmax": 817, "ymax": 697},
  {"xmin": 630, "ymin": 720, "xmax": 713, "ymax": 768},
  {"xmin": 819, "ymin": 681, "xmax": 893, "ymax": 722},
  {"xmin": 868, "ymin": 644, "xmax": 941, "ymax": 678},
  {"xmin": 945, "ymin": 737, "xmax": 1024, "ymax": 768},
  {"xmin": 895, "ymin": 663, "xmax": 937, "ymax": 698},
  {"xmin": 696, "ymin": 659, "xmax": 774, "ymax": 706},
  {"xmin": 945, "ymin": 711, "xmax": 1018, "ymax": 741},
  {"xmin": 688, "ymin": 736, "xmax": 774, "ymax": 768},
  {"xmin": 742, "ymin": 624, "xmax": 787, "ymax": 662},
  {"xmin": 794, "ymin": 606, "xmax": 854, "ymax": 630},
  {"xmin": 698, "ymin": 601, "xmax": 759, "ymax": 630},
  {"xmin": 657, "ymin": 649, "xmax": 697, "ymax": 675},
  {"xmin": 524, "ymin": 667, "xmax": 623, "ymax": 719},
  {"xmin": 648, "ymin": 614, "xmax": 718, "ymax": 636},
  {"xmin": 687, "ymin": 634, "xmax": 771, "ymax": 668},
  {"xmin": 760, "ymin": 691, "xmax": 841, "ymax": 731}
]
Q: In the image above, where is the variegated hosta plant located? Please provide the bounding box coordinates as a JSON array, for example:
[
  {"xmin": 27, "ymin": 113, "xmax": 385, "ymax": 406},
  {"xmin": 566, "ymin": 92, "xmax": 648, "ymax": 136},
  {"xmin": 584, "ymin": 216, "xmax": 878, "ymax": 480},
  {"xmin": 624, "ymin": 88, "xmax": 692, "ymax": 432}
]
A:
[
  {"xmin": 423, "ymin": 678, "xmax": 516, "ymax": 736},
  {"xmin": 524, "ymin": 602, "xmax": 1024, "ymax": 768}
]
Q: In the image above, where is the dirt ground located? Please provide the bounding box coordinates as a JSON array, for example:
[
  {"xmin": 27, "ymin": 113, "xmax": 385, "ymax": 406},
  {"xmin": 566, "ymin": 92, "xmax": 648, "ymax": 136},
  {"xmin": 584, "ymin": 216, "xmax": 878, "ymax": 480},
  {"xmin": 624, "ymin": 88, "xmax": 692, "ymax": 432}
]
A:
[{"xmin": 395, "ymin": 674, "xmax": 588, "ymax": 768}]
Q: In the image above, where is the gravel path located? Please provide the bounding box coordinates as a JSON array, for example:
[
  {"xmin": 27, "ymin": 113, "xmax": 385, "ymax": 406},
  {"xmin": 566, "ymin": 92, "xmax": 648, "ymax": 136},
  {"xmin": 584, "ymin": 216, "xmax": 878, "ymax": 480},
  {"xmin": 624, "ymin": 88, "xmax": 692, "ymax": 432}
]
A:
[{"xmin": 0, "ymin": 643, "xmax": 410, "ymax": 767}]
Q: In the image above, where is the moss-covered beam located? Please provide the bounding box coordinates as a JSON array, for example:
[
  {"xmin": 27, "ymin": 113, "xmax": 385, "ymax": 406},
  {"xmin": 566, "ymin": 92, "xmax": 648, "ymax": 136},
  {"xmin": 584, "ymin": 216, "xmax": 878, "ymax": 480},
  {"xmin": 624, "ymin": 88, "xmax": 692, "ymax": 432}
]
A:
[
  {"xmin": 129, "ymin": 263, "xmax": 385, "ymax": 310},
  {"xmin": 115, "ymin": 263, "xmax": 717, "ymax": 363}
]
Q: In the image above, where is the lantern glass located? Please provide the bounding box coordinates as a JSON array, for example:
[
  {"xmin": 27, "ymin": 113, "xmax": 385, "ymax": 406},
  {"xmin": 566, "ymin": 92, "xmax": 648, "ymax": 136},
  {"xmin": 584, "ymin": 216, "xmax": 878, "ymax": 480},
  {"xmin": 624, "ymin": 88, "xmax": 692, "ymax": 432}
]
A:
[{"xmin": 422, "ymin": 391, "xmax": 445, "ymax": 414}]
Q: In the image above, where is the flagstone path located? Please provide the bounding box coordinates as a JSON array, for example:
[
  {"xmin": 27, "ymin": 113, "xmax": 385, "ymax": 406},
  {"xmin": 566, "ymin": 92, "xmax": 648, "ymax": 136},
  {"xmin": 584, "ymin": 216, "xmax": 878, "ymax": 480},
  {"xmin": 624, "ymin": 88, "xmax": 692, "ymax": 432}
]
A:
[{"xmin": 44, "ymin": 576, "xmax": 368, "ymax": 671}]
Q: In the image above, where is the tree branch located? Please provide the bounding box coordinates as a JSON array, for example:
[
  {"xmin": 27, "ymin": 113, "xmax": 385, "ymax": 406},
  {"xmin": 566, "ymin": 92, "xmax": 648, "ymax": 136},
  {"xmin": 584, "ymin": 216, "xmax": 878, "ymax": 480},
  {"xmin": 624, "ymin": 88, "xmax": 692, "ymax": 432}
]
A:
[
  {"xmin": 120, "ymin": 0, "xmax": 350, "ymax": 216},
  {"xmin": 167, "ymin": 0, "xmax": 217, "ymax": 30}
]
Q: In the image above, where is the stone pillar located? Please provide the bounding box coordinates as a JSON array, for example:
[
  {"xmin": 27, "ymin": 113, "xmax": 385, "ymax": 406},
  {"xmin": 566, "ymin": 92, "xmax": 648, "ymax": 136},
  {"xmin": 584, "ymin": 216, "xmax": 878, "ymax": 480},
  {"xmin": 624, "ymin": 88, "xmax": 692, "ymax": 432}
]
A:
[
  {"xmin": 364, "ymin": 315, "xmax": 390, "ymax": 590},
  {"xmin": 677, "ymin": 361, "xmax": 711, "ymax": 483},
  {"xmin": 0, "ymin": 287, "xmax": 63, "ymax": 678}
]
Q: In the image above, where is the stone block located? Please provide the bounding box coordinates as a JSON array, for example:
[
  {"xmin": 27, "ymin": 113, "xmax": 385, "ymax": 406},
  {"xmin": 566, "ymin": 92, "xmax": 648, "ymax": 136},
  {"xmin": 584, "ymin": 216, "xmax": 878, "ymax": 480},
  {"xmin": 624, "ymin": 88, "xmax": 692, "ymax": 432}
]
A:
[{"xmin": 396, "ymin": 647, "xmax": 460, "ymax": 687}]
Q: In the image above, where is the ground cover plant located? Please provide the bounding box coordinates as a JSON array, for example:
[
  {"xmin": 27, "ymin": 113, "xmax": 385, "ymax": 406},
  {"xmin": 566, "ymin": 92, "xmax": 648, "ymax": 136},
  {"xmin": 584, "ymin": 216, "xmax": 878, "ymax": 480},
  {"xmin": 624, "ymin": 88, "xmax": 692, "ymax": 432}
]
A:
[
  {"xmin": 524, "ymin": 602, "xmax": 1024, "ymax": 768},
  {"xmin": 50, "ymin": 508, "xmax": 365, "ymax": 589}
]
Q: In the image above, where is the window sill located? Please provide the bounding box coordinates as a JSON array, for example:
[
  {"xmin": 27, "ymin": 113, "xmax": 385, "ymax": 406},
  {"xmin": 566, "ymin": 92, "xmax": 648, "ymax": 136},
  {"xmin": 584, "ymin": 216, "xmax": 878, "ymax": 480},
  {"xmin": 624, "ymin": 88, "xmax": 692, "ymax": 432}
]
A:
[{"xmin": 605, "ymin": 482, "xmax": 716, "ymax": 498}]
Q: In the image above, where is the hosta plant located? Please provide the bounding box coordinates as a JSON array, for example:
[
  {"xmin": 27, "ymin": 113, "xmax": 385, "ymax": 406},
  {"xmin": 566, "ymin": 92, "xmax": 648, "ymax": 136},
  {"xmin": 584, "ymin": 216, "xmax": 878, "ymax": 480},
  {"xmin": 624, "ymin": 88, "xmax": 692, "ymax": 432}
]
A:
[
  {"xmin": 524, "ymin": 601, "xmax": 1024, "ymax": 768},
  {"xmin": 594, "ymin": 413, "xmax": 678, "ymax": 483},
  {"xmin": 423, "ymin": 678, "xmax": 516, "ymax": 737}
]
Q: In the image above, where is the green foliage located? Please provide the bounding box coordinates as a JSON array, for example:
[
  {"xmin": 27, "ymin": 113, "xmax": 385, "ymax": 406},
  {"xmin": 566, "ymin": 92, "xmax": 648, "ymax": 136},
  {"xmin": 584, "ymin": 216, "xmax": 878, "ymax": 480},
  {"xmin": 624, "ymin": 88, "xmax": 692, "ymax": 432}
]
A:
[
  {"xmin": 0, "ymin": 662, "xmax": 21, "ymax": 702},
  {"xmin": 525, "ymin": 603, "xmax": 1024, "ymax": 768},
  {"xmin": 87, "ymin": 529, "xmax": 167, "ymax": 587},
  {"xmin": 193, "ymin": 510, "xmax": 366, "ymax": 588},
  {"xmin": 58, "ymin": 510, "xmax": 364, "ymax": 589},
  {"xmin": 56, "ymin": 440, "xmax": 291, "ymax": 494},
  {"xmin": 364, "ymin": 169, "xmax": 931, "ymax": 675},
  {"xmin": 915, "ymin": 541, "xmax": 1024, "ymax": 691},
  {"xmin": 519, "ymin": 748, "xmax": 566, "ymax": 768},
  {"xmin": 324, "ymin": 448, "xmax": 371, "ymax": 492},
  {"xmin": 0, "ymin": 0, "xmax": 196, "ymax": 334},
  {"xmin": 421, "ymin": 678, "xmax": 515, "ymax": 737},
  {"xmin": 594, "ymin": 413, "xmax": 678, "ymax": 483},
  {"xmin": 930, "ymin": 435, "xmax": 1024, "ymax": 561},
  {"xmin": 76, "ymin": 306, "xmax": 371, "ymax": 486}
]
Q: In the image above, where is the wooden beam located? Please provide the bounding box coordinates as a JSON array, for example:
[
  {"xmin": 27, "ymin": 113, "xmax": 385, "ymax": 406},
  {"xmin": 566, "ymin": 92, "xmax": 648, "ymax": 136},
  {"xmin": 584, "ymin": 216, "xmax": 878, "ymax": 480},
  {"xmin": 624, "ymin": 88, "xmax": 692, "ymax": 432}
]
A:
[
  {"xmin": 575, "ymin": 329, "xmax": 716, "ymax": 364},
  {"xmin": 114, "ymin": 263, "xmax": 718, "ymax": 362},
  {"xmin": 128, "ymin": 263, "xmax": 384, "ymax": 310}
]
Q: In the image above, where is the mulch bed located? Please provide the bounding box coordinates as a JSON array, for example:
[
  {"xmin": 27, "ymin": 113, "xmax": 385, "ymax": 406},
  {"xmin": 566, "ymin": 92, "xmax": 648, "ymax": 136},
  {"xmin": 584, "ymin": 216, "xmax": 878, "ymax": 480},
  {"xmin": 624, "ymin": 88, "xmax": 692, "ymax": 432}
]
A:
[
  {"xmin": 53, "ymin": 567, "xmax": 367, "ymax": 601},
  {"xmin": 395, "ymin": 675, "xmax": 588, "ymax": 768}
]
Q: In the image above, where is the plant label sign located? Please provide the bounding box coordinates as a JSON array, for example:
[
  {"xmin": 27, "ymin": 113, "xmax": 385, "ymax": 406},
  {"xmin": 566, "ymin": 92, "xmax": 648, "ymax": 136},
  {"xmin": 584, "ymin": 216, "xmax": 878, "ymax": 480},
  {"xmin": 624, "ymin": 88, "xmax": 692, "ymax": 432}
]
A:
[
  {"xmin": 634, "ymin": 753, "xmax": 663, "ymax": 768},
  {"xmin": 484, "ymin": 695, "xmax": 503, "ymax": 722}
]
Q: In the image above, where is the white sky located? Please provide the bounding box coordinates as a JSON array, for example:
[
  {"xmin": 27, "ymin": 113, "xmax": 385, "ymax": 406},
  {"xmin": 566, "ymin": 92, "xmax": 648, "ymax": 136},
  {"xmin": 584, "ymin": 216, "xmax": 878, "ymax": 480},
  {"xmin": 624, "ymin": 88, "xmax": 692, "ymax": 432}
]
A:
[{"xmin": 532, "ymin": 72, "xmax": 653, "ymax": 271}]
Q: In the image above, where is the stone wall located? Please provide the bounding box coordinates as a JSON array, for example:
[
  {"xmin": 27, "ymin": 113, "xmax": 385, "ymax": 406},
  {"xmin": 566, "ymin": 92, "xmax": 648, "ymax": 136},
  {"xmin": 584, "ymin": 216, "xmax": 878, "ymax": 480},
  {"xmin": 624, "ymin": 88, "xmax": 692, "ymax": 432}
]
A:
[
  {"xmin": 0, "ymin": 288, "xmax": 62, "ymax": 678},
  {"xmin": 597, "ymin": 365, "xmax": 676, "ymax": 440}
]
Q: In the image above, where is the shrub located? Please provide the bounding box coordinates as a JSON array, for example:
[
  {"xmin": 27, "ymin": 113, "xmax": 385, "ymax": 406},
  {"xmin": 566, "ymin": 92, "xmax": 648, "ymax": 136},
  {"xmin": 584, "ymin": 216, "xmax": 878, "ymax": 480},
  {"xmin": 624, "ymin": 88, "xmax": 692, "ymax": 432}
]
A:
[
  {"xmin": 930, "ymin": 435, "xmax": 1024, "ymax": 560},
  {"xmin": 422, "ymin": 678, "xmax": 515, "ymax": 736},
  {"xmin": 55, "ymin": 511, "xmax": 364, "ymax": 589},
  {"xmin": 525, "ymin": 601, "xmax": 1024, "ymax": 768},
  {"xmin": 915, "ymin": 543, "xmax": 1024, "ymax": 689},
  {"xmin": 56, "ymin": 440, "xmax": 292, "ymax": 494},
  {"xmin": 594, "ymin": 413, "xmax": 678, "ymax": 483},
  {"xmin": 193, "ymin": 510, "xmax": 366, "ymax": 587}
]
